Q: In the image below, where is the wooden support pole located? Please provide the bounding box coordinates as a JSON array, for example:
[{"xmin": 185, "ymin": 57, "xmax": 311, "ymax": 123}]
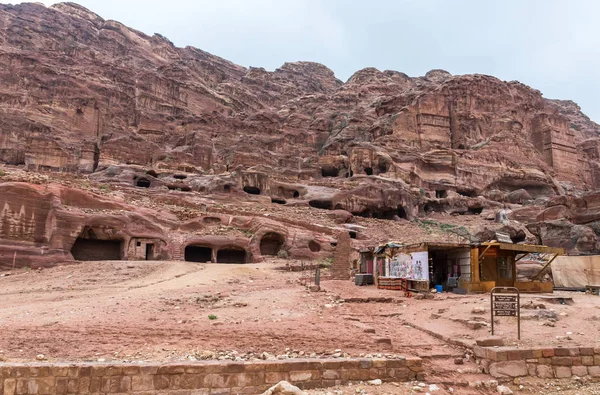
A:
[
  {"xmin": 531, "ymin": 254, "xmax": 559, "ymax": 281},
  {"xmin": 471, "ymin": 246, "xmax": 480, "ymax": 283}
]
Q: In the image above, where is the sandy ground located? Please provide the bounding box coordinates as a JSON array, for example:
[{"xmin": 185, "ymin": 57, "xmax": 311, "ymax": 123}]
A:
[{"xmin": 0, "ymin": 259, "xmax": 599, "ymax": 394}]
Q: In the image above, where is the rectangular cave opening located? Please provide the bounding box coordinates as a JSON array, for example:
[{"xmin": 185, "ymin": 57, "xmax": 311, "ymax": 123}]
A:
[
  {"xmin": 145, "ymin": 243, "xmax": 155, "ymax": 260},
  {"xmin": 185, "ymin": 246, "xmax": 213, "ymax": 263},
  {"xmin": 71, "ymin": 238, "xmax": 123, "ymax": 261},
  {"xmin": 216, "ymin": 249, "xmax": 247, "ymax": 264}
]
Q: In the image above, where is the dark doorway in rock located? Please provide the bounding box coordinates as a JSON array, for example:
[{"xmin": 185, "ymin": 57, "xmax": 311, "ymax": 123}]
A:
[
  {"xmin": 185, "ymin": 246, "xmax": 212, "ymax": 263},
  {"xmin": 145, "ymin": 244, "xmax": 155, "ymax": 260},
  {"xmin": 308, "ymin": 240, "xmax": 321, "ymax": 252},
  {"xmin": 217, "ymin": 249, "xmax": 247, "ymax": 263},
  {"xmin": 260, "ymin": 232, "xmax": 285, "ymax": 256},
  {"xmin": 468, "ymin": 207, "xmax": 483, "ymax": 215},
  {"xmin": 271, "ymin": 198, "xmax": 287, "ymax": 205},
  {"xmin": 458, "ymin": 189, "xmax": 478, "ymax": 198},
  {"xmin": 349, "ymin": 231, "xmax": 357, "ymax": 239},
  {"xmin": 321, "ymin": 167, "xmax": 338, "ymax": 177},
  {"xmin": 71, "ymin": 239, "xmax": 122, "ymax": 261},
  {"xmin": 436, "ymin": 190, "xmax": 448, "ymax": 199},
  {"xmin": 243, "ymin": 186, "xmax": 261, "ymax": 195},
  {"xmin": 173, "ymin": 174, "xmax": 187, "ymax": 180},
  {"xmin": 292, "ymin": 191, "xmax": 300, "ymax": 198},
  {"xmin": 224, "ymin": 184, "xmax": 231, "ymax": 193},
  {"xmin": 309, "ymin": 200, "xmax": 333, "ymax": 210},
  {"xmin": 397, "ymin": 206, "xmax": 408, "ymax": 219},
  {"xmin": 364, "ymin": 167, "xmax": 373, "ymax": 176},
  {"xmin": 136, "ymin": 178, "xmax": 151, "ymax": 188},
  {"xmin": 378, "ymin": 163, "xmax": 388, "ymax": 174}
]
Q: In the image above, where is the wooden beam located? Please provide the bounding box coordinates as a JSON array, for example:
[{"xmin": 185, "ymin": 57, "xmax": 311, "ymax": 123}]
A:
[
  {"xmin": 531, "ymin": 253, "xmax": 559, "ymax": 281},
  {"xmin": 515, "ymin": 253, "xmax": 530, "ymax": 263},
  {"xmin": 478, "ymin": 244, "xmax": 493, "ymax": 263}
]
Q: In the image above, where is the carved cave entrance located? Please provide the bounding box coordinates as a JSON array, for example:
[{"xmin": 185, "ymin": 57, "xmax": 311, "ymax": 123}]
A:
[
  {"xmin": 217, "ymin": 249, "xmax": 248, "ymax": 264},
  {"xmin": 355, "ymin": 206, "xmax": 408, "ymax": 220},
  {"xmin": 309, "ymin": 199, "xmax": 333, "ymax": 210},
  {"xmin": 136, "ymin": 178, "xmax": 151, "ymax": 188},
  {"xmin": 71, "ymin": 239, "xmax": 123, "ymax": 261},
  {"xmin": 260, "ymin": 232, "xmax": 285, "ymax": 256},
  {"xmin": 243, "ymin": 186, "xmax": 261, "ymax": 195},
  {"xmin": 185, "ymin": 246, "xmax": 213, "ymax": 263}
]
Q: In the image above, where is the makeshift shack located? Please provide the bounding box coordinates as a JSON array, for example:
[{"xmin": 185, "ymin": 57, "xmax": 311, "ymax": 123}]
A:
[{"xmin": 374, "ymin": 241, "xmax": 564, "ymax": 293}]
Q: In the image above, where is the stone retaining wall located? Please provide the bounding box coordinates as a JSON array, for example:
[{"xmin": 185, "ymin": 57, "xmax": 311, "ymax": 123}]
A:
[
  {"xmin": 0, "ymin": 357, "xmax": 423, "ymax": 395},
  {"xmin": 474, "ymin": 346, "xmax": 600, "ymax": 380}
]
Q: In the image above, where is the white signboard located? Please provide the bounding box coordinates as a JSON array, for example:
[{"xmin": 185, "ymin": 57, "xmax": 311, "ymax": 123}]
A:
[{"xmin": 389, "ymin": 251, "xmax": 429, "ymax": 281}]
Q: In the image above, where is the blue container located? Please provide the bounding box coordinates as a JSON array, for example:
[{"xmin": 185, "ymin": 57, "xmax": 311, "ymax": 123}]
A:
[{"xmin": 435, "ymin": 285, "xmax": 443, "ymax": 293}]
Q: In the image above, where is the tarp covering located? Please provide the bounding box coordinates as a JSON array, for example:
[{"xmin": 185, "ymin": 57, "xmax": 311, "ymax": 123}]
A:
[{"xmin": 551, "ymin": 255, "xmax": 600, "ymax": 288}]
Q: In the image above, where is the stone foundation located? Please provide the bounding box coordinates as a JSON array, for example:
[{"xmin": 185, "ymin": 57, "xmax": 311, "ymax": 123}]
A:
[
  {"xmin": 0, "ymin": 357, "xmax": 422, "ymax": 394},
  {"xmin": 474, "ymin": 346, "xmax": 600, "ymax": 380}
]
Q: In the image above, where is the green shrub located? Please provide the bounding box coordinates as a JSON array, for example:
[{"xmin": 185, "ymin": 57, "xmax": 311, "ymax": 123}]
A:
[{"xmin": 208, "ymin": 314, "xmax": 217, "ymax": 320}]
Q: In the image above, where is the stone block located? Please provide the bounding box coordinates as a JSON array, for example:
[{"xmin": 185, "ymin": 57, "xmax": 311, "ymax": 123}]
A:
[
  {"xmin": 554, "ymin": 348, "xmax": 570, "ymax": 356},
  {"xmin": 322, "ymin": 370, "xmax": 339, "ymax": 380},
  {"xmin": 265, "ymin": 371, "xmax": 288, "ymax": 384},
  {"xmin": 554, "ymin": 366, "xmax": 572, "ymax": 378},
  {"xmin": 571, "ymin": 357, "xmax": 582, "ymax": 366},
  {"xmin": 153, "ymin": 375, "xmax": 170, "ymax": 390},
  {"xmin": 88, "ymin": 377, "xmax": 101, "ymax": 393},
  {"xmin": 104, "ymin": 366, "xmax": 122, "ymax": 376},
  {"xmin": 288, "ymin": 371, "xmax": 314, "ymax": 382},
  {"xmin": 0, "ymin": 367, "xmax": 14, "ymax": 378},
  {"xmin": 588, "ymin": 366, "xmax": 600, "ymax": 378},
  {"xmin": 371, "ymin": 359, "xmax": 387, "ymax": 368},
  {"xmin": 190, "ymin": 390, "xmax": 210, "ymax": 395},
  {"xmin": 66, "ymin": 379, "xmax": 79, "ymax": 394},
  {"xmin": 531, "ymin": 349, "xmax": 543, "ymax": 359},
  {"xmin": 580, "ymin": 347, "xmax": 595, "ymax": 356},
  {"xmin": 571, "ymin": 366, "xmax": 588, "ymax": 377},
  {"xmin": 527, "ymin": 364, "xmax": 536, "ymax": 376},
  {"xmin": 536, "ymin": 365, "xmax": 553, "ymax": 378},
  {"xmin": 139, "ymin": 366, "xmax": 159, "ymax": 375},
  {"xmin": 4, "ymin": 378, "xmax": 16, "ymax": 395},
  {"xmin": 594, "ymin": 348, "xmax": 600, "ymax": 355},
  {"xmin": 507, "ymin": 350, "xmax": 522, "ymax": 361},
  {"xmin": 520, "ymin": 350, "xmax": 535, "ymax": 360},
  {"xmin": 77, "ymin": 377, "xmax": 90, "ymax": 394},
  {"xmin": 77, "ymin": 367, "xmax": 91, "ymax": 377},
  {"xmin": 582, "ymin": 356, "xmax": 594, "ymax": 366},
  {"xmin": 386, "ymin": 359, "xmax": 407, "ymax": 368},
  {"xmin": 541, "ymin": 348, "xmax": 555, "ymax": 358},
  {"xmin": 489, "ymin": 361, "xmax": 528, "ymax": 378},
  {"xmin": 157, "ymin": 364, "xmax": 186, "ymax": 375},
  {"xmin": 178, "ymin": 374, "xmax": 202, "ymax": 390},
  {"xmin": 122, "ymin": 366, "xmax": 140, "ymax": 375},
  {"xmin": 551, "ymin": 357, "xmax": 572, "ymax": 366},
  {"xmin": 595, "ymin": 355, "xmax": 600, "ymax": 365},
  {"xmin": 475, "ymin": 336, "xmax": 504, "ymax": 347},
  {"xmin": 51, "ymin": 367, "xmax": 69, "ymax": 378},
  {"xmin": 131, "ymin": 375, "xmax": 154, "ymax": 391},
  {"xmin": 538, "ymin": 358, "xmax": 551, "ymax": 364},
  {"xmin": 55, "ymin": 378, "xmax": 68, "ymax": 395},
  {"xmin": 340, "ymin": 369, "xmax": 369, "ymax": 381}
]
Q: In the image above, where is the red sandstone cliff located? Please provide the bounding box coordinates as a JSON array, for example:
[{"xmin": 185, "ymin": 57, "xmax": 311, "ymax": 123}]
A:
[{"xmin": 1, "ymin": 2, "xmax": 600, "ymax": 267}]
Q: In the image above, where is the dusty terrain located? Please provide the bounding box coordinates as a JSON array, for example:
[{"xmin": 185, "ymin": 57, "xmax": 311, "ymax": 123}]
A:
[{"xmin": 1, "ymin": 259, "xmax": 599, "ymax": 394}]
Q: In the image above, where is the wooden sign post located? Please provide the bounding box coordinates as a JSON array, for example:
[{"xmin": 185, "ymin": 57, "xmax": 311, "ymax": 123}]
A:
[{"xmin": 491, "ymin": 287, "xmax": 521, "ymax": 340}]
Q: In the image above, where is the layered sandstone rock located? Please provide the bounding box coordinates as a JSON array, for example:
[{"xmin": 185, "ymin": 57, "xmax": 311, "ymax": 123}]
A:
[{"xmin": 0, "ymin": 2, "xmax": 599, "ymax": 263}]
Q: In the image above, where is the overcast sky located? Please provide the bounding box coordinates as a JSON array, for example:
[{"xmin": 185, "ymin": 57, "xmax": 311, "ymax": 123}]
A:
[{"xmin": 3, "ymin": 0, "xmax": 599, "ymax": 121}]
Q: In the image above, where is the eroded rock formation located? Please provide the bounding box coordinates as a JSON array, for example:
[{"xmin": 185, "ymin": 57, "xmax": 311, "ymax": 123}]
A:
[{"xmin": 0, "ymin": 2, "xmax": 599, "ymax": 266}]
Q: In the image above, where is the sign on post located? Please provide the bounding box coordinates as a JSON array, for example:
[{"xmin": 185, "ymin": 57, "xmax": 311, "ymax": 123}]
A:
[{"xmin": 490, "ymin": 287, "xmax": 521, "ymax": 339}]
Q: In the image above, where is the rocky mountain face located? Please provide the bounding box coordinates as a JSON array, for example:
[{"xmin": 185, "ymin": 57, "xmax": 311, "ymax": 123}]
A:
[{"xmin": 1, "ymin": 2, "xmax": 600, "ymax": 268}]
